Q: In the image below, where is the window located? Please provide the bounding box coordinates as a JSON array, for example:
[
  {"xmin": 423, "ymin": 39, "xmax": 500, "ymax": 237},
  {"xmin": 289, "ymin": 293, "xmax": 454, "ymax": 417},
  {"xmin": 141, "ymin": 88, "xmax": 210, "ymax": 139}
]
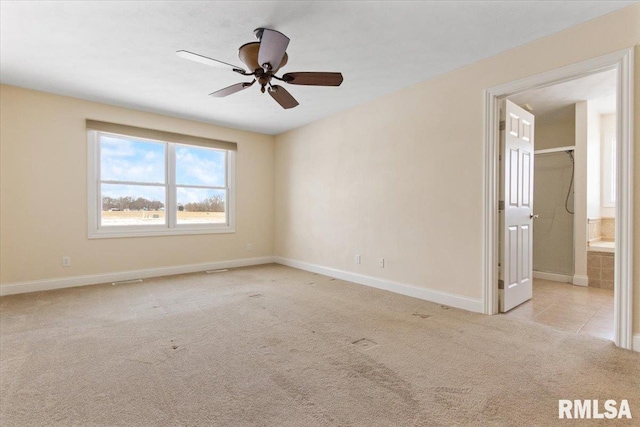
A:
[
  {"xmin": 610, "ymin": 137, "xmax": 616, "ymax": 204},
  {"xmin": 602, "ymin": 134, "xmax": 616, "ymax": 208},
  {"xmin": 87, "ymin": 121, "xmax": 235, "ymax": 238}
]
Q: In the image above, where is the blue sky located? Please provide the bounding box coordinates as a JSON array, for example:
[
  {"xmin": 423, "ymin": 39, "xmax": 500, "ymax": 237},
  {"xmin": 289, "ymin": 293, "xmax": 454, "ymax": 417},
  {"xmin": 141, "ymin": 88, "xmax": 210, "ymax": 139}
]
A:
[
  {"xmin": 175, "ymin": 145, "xmax": 225, "ymax": 187},
  {"xmin": 100, "ymin": 135, "xmax": 226, "ymax": 204}
]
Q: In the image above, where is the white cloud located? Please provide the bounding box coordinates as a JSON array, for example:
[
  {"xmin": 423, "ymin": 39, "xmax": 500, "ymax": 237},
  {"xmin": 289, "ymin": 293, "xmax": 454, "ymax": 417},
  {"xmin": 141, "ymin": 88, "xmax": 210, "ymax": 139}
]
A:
[
  {"xmin": 144, "ymin": 151, "xmax": 159, "ymax": 161},
  {"xmin": 101, "ymin": 137, "xmax": 165, "ymax": 183},
  {"xmin": 175, "ymin": 146, "xmax": 225, "ymax": 187}
]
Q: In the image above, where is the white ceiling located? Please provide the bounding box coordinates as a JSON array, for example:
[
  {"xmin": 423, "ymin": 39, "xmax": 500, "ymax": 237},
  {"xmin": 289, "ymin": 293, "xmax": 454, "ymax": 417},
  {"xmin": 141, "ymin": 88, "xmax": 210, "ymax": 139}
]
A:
[
  {"xmin": 0, "ymin": 1, "xmax": 634, "ymax": 135},
  {"xmin": 510, "ymin": 69, "xmax": 617, "ymax": 124}
]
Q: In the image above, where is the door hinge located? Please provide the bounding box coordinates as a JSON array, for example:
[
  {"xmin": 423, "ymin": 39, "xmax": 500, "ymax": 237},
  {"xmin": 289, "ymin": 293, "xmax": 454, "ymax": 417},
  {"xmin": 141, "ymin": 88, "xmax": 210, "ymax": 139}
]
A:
[
  {"xmin": 498, "ymin": 200, "xmax": 505, "ymax": 211},
  {"xmin": 499, "ymin": 120, "xmax": 505, "ymax": 131},
  {"xmin": 498, "ymin": 280, "xmax": 504, "ymax": 290}
]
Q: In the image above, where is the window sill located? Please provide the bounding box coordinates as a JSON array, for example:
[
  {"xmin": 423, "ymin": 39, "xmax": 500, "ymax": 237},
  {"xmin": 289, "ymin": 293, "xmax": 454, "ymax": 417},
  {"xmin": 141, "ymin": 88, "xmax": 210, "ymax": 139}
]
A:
[{"xmin": 88, "ymin": 226, "xmax": 235, "ymax": 239}]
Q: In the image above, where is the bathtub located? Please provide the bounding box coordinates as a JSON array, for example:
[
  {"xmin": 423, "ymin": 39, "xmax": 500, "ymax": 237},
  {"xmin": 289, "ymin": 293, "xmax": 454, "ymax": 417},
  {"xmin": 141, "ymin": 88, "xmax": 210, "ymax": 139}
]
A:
[{"xmin": 588, "ymin": 241, "xmax": 615, "ymax": 253}]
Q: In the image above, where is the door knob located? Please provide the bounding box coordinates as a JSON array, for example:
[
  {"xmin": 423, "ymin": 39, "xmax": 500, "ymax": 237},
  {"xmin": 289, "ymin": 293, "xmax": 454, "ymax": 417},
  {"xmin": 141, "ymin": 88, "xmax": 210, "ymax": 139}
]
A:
[{"xmin": 530, "ymin": 214, "xmax": 539, "ymax": 219}]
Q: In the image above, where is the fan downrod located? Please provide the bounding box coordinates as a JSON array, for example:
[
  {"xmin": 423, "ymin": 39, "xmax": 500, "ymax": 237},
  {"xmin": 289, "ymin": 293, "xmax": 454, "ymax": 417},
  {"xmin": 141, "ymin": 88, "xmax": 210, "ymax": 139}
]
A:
[{"xmin": 253, "ymin": 28, "xmax": 265, "ymax": 40}]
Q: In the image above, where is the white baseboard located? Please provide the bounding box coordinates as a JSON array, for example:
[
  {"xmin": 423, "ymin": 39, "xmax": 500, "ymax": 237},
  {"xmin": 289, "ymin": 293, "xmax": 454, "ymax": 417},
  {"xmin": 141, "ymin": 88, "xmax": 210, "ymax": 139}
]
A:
[
  {"xmin": 572, "ymin": 275, "xmax": 589, "ymax": 287},
  {"xmin": 533, "ymin": 271, "xmax": 573, "ymax": 283},
  {"xmin": 0, "ymin": 256, "xmax": 276, "ymax": 296},
  {"xmin": 275, "ymin": 257, "xmax": 483, "ymax": 313},
  {"xmin": 633, "ymin": 334, "xmax": 640, "ymax": 353}
]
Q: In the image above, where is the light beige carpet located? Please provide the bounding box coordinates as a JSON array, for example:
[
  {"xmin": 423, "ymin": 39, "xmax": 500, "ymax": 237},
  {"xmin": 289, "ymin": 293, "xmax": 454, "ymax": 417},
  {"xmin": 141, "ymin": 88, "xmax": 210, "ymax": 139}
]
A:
[{"xmin": 1, "ymin": 264, "xmax": 638, "ymax": 426}]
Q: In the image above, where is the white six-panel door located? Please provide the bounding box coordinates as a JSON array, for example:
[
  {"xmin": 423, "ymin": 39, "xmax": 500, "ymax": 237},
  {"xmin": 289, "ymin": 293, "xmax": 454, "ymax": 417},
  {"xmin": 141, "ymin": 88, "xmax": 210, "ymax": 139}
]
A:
[{"xmin": 499, "ymin": 100, "xmax": 535, "ymax": 312}]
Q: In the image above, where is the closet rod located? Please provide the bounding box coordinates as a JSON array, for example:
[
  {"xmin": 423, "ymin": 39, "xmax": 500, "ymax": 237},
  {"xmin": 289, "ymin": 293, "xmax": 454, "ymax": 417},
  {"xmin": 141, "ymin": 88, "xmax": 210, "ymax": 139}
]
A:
[{"xmin": 534, "ymin": 145, "xmax": 575, "ymax": 155}]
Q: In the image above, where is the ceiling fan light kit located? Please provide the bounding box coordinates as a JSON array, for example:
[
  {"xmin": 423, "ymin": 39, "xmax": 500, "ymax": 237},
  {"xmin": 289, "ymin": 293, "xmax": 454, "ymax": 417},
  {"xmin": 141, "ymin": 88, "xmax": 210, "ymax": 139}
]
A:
[{"xmin": 178, "ymin": 28, "xmax": 343, "ymax": 109}]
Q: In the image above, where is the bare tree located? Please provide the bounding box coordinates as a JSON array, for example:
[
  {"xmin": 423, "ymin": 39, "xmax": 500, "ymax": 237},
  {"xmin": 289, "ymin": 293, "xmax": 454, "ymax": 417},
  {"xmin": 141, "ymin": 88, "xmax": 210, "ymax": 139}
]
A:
[{"xmin": 183, "ymin": 196, "xmax": 225, "ymax": 212}]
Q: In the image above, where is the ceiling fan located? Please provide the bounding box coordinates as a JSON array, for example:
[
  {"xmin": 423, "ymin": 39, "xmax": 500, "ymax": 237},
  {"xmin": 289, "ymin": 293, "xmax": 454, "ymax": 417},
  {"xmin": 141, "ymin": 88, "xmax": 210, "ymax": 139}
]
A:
[{"xmin": 177, "ymin": 28, "xmax": 343, "ymax": 109}]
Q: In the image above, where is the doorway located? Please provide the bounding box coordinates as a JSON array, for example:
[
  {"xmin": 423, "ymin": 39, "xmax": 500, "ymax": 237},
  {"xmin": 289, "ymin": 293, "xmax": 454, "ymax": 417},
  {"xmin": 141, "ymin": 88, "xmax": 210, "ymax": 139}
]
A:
[{"xmin": 482, "ymin": 49, "xmax": 634, "ymax": 350}]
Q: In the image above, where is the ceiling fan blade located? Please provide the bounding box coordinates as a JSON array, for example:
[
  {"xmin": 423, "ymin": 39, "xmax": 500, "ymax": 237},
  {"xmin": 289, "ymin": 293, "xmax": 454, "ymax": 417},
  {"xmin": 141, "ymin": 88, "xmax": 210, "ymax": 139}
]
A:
[
  {"xmin": 209, "ymin": 80, "xmax": 255, "ymax": 97},
  {"xmin": 268, "ymin": 85, "xmax": 299, "ymax": 109},
  {"xmin": 257, "ymin": 29, "xmax": 290, "ymax": 71},
  {"xmin": 282, "ymin": 72, "xmax": 344, "ymax": 86},
  {"xmin": 177, "ymin": 50, "xmax": 246, "ymax": 73}
]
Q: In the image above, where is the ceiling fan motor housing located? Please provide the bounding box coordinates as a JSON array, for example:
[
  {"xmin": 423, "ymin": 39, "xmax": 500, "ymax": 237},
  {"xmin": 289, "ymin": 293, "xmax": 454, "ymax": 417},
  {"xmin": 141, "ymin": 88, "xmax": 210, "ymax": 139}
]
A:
[{"xmin": 238, "ymin": 42, "xmax": 288, "ymax": 73}]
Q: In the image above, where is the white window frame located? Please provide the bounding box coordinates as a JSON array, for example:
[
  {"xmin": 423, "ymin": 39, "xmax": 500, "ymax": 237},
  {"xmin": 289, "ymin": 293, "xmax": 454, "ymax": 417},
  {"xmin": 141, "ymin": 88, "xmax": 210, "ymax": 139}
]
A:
[
  {"xmin": 602, "ymin": 135, "xmax": 616, "ymax": 207},
  {"xmin": 88, "ymin": 130, "xmax": 235, "ymax": 238},
  {"xmin": 609, "ymin": 137, "xmax": 618, "ymax": 206}
]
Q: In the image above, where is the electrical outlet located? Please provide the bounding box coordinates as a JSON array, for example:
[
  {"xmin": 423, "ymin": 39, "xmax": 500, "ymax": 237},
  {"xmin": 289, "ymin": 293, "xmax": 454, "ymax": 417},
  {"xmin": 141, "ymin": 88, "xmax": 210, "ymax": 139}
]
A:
[
  {"xmin": 62, "ymin": 256, "xmax": 71, "ymax": 267},
  {"xmin": 378, "ymin": 258, "xmax": 384, "ymax": 268},
  {"xmin": 247, "ymin": 243, "xmax": 252, "ymax": 251},
  {"xmin": 355, "ymin": 254, "xmax": 361, "ymax": 264}
]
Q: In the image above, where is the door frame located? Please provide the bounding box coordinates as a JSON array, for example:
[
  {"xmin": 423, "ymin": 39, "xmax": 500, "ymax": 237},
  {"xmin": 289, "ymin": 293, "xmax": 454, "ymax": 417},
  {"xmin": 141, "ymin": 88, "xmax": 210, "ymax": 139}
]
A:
[{"xmin": 482, "ymin": 48, "xmax": 634, "ymax": 350}]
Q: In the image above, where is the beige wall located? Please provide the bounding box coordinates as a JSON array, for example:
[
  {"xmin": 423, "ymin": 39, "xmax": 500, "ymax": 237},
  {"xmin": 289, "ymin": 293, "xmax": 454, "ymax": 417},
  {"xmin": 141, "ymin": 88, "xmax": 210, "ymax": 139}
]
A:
[
  {"xmin": 535, "ymin": 117, "xmax": 575, "ymax": 151},
  {"xmin": 0, "ymin": 85, "xmax": 275, "ymax": 284},
  {"xmin": 532, "ymin": 118, "xmax": 575, "ymax": 276},
  {"xmin": 274, "ymin": 6, "xmax": 640, "ymax": 330}
]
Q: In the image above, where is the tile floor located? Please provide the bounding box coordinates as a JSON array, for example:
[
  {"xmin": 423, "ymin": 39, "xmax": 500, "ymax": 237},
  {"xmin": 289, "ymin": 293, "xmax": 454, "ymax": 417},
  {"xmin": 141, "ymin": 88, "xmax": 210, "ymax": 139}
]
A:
[{"xmin": 504, "ymin": 279, "xmax": 614, "ymax": 341}]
